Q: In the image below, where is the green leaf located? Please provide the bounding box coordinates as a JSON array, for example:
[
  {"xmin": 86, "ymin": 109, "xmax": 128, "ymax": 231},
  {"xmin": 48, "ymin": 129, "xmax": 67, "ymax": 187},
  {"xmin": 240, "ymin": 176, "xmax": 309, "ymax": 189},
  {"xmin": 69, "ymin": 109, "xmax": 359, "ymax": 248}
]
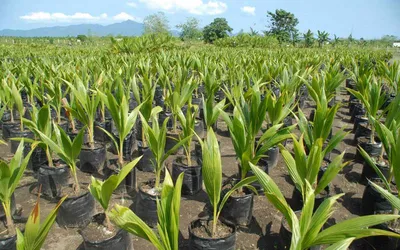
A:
[
  {"xmin": 96, "ymin": 126, "xmax": 119, "ymax": 157},
  {"xmin": 358, "ymin": 146, "xmax": 390, "ymax": 190},
  {"xmin": 302, "ymin": 194, "xmax": 344, "ymax": 247},
  {"xmin": 8, "ymin": 141, "xmax": 36, "ymax": 199},
  {"xmin": 37, "ymin": 105, "xmax": 50, "ymax": 133},
  {"xmin": 311, "ymin": 214, "xmax": 400, "ymax": 246},
  {"xmin": 249, "ymin": 163, "xmax": 296, "ymax": 229},
  {"xmin": 157, "ymin": 169, "xmax": 183, "ymax": 250},
  {"xmin": 306, "ymin": 138, "xmax": 324, "ymax": 188},
  {"xmin": 322, "ymin": 129, "xmax": 348, "ymax": 156},
  {"xmin": 279, "ymin": 142, "xmax": 304, "ymax": 194},
  {"xmin": 90, "ymin": 156, "xmax": 142, "ymax": 211},
  {"xmin": 325, "ymin": 238, "xmax": 355, "ymax": 250},
  {"xmin": 108, "ymin": 205, "xmax": 162, "ymax": 249},
  {"xmin": 71, "ymin": 127, "xmax": 85, "ymax": 160},
  {"xmin": 24, "ymin": 196, "xmax": 67, "ymax": 250},
  {"xmin": 201, "ymin": 128, "xmax": 222, "ymax": 221},
  {"xmin": 11, "ymin": 82, "xmax": 24, "ymax": 118},
  {"xmin": 33, "ymin": 127, "xmax": 70, "ymax": 167},
  {"xmin": 368, "ymin": 180, "xmax": 400, "ymax": 211},
  {"xmin": 299, "ymin": 182, "xmax": 316, "ymax": 245},
  {"xmin": 315, "ymin": 152, "xmax": 348, "ymax": 194},
  {"xmin": 16, "ymin": 228, "xmax": 24, "ymax": 250}
]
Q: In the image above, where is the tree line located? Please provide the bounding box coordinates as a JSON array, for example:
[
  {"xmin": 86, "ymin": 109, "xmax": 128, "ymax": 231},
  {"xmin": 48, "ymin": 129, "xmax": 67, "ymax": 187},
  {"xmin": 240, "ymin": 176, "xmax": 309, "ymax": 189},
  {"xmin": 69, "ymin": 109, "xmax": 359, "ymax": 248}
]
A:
[{"xmin": 72, "ymin": 10, "xmax": 396, "ymax": 47}]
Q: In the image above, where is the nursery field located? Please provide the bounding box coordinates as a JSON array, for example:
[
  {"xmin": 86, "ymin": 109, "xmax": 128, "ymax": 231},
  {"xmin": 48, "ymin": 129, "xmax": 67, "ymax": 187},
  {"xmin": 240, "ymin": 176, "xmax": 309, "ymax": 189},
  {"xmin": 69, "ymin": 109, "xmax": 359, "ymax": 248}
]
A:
[
  {"xmin": 0, "ymin": 41, "xmax": 399, "ymax": 250},
  {"xmin": 0, "ymin": 92, "xmax": 379, "ymax": 249}
]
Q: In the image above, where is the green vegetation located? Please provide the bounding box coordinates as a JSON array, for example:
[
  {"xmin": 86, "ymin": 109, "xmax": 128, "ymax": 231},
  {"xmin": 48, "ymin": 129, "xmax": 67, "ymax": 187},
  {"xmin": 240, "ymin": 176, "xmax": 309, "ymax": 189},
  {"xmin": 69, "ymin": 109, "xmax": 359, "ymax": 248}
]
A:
[
  {"xmin": 203, "ymin": 18, "xmax": 233, "ymax": 43},
  {"xmin": 0, "ymin": 15, "xmax": 399, "ymax": 248}
]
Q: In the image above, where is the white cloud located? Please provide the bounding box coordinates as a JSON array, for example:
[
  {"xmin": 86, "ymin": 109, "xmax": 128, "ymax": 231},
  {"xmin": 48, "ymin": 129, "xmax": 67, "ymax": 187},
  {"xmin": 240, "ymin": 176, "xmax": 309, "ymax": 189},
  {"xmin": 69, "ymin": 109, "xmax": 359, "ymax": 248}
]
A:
[
  {"xmin": 138, "ymin": 0, "xmax": 227, "ymax": 15},
  {"xmin": 127, "ymin": 2, "xmax": 138, "ymax": 8},
  {"xmin": 113, "ymin": 12, "xmax": 142, "ymax": 22},
  {"xmin": 20, "ymin": 12, "xmax": 108, "ymax": 22},
  {"xmin": 241, "ymin": 6, "xmax": 255, "ymax": 15}
]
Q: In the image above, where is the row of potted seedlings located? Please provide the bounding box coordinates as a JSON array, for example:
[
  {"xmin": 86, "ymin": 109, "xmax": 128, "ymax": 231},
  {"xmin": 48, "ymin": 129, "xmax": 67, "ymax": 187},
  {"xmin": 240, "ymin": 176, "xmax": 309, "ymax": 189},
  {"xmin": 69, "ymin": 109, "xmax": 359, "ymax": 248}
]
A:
[
  {"xmin": 346, "ymin": 63, "xmax": 400, "ymax": 248},
  {"xmin": 1, "ymin": 59, "xmax": 400, "ymax": 249}
]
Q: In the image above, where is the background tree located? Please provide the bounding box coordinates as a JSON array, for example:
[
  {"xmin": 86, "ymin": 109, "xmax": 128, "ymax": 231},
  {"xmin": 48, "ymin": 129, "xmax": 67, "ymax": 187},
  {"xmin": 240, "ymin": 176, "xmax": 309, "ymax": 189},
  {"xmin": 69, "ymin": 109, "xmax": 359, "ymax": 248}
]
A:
[
  {"xmin": 144, "ymin": 12, "xmax": 170, "ymax": 35},
  {"xmin": 332, "ymin": 34, "xmax": 340, "ymax": 47},
  {"xmin": 381, "ymin": 34, "xmax": 398, "ymax": 47},
  {"xmin": 292, "ymin": 30, "xmax": 301, "ymax": 46},
  {"xmin": 347, "ymin": 33, "xmax": 354, "ymax": 45},
  {"xmin": 249, "ymin": 27, "xmax": 259, "ymax": 36},
  {"xmin": 176, "ymin": 17, "xmax": 202, "ymax": 41},
  {"xmin": 77, "ymin": 34, "xmax": 88, "ymax": 42},
  {"xmin": 203, "ymin": 18, "xmax": 233, "ymax": 43},
  {"xmin": 304, "ymin": 29, "xmax": 314, "ymax": 47},
  {"xmin": 266, "ymin": 9, "xmax": 299, "ymax": 43},
  {"xmin": 317, "ymin": 30, "xmax": 330, "ymax": 47}
]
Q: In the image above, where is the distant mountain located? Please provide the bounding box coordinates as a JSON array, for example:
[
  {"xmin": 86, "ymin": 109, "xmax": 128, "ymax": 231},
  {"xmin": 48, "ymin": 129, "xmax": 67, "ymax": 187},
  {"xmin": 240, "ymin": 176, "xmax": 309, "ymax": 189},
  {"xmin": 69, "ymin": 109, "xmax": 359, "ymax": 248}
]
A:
[{"xmin": 0, "ymin": 21, "xmax": 178, "ymax": 37}]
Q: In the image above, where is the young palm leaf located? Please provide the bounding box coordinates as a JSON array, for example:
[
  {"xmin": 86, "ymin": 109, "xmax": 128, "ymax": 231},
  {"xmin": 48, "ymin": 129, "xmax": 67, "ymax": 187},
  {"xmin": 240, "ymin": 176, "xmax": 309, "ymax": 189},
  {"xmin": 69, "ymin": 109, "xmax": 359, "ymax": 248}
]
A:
[
  {"xmin": 250, "ymin": 163, "xmax": 400, "ymax": 250},
  {"xmin": 98, "ymin": 89, "xmax": 143, "ymax": 166},
  {"xmin": 198, "ymin": 128, "xmax": 257, "ymax": 237},
  {"xmin": 108, "ymin": 170, "xmax": 184, "ymax": 250},
  {"xmin": 23, "ymin": 105, "xmax": 53, "ymax": 167},
  {"xmin": 16, "ymin": 195, "xmax": 67, "ymax": 250},
  {"xmin": 0, "ymin": 141, "xmax": 36, "ymax": 235},
  {"xmin": 346, "ymin": 75, "xmax": 386, "ymax": 143},
  {"xmin": 89, "ymin": 156, "xmax": 142, "ymax": 230},
  {"xmin": 62, "ymin": 75, "xmax": 102, "ymax": 147},
  {"xmin": 33, "ymin": 124, "xmax": 85, "ymax": 194},
  {"xmin": 177, "ymin": 105, "xmax": 197, "ymax": 166}
]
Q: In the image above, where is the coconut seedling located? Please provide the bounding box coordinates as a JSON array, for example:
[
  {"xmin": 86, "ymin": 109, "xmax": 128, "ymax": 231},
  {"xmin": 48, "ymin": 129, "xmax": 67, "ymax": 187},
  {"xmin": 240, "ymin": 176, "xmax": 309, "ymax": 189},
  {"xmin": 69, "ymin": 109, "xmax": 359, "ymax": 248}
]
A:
[
  {"xmin": 21, "ymin": 105, "xmax": 56, "ymax": 175},
  {"xmin": 280, "ymin": 135, "xmax": 349, "ymax": 205},
  {"xmin": 378, "ymin": 60, "xmax": 400, "ymax": 93},
  {"xmin": 0, "ymin": 141, "xmax": 36, "ymax": 236},
  {"xmin": 358, "ymin": 93, "xmax": 400, "ymax": 182},
  {"xmin": 202, "ymin": 69, "xmax": 225, "ymax": 129},
  {"xmin": 92, "ymin": 72, "xmax": 112, "ymax": 139},
  {"xmin": 176, "ymin": 105, "xmax": 198, "ymax": 167},
  {"xmin": 323, "ymin": 64, "xmax": 346, "ymax": 103},
  {"xmin": 221, "ymin": 84, "xmax": 294, "ymax": 182},
  {"xmin": 202, "ymin": 95, "xmax": 225, "ymax": 129},
  {"xmin": 297, "ymin": 77, "xmax": 348, "ymax": 157},
  {"xmin": 140, "ymin": 110, "xmax": 191, "ymax": 190},
  {"xmin": 89, "ymin": 156, "xmax": 142, "ymax": 231},
  {"xmin": 10, "ymin": 80, "xmax": 26, "ymax": 132},
  {"xmin": 359, "ymin": 113, "xmax": 400, "ymax": 218},
  {"xmin": 62, "ymin": 74, "xmax": 109, "ymax": 173},
  {"xmin": 347, "ymin": 73, "xmax": 386, "ymax": 145},
  {"xmin": 265, "ymin": 90, "xmax": 296, "ymax": 126},
  {"xmin": 44, "ymin": 77, "xmax": 68, "ymax": 128},
  {"xmin": 131, "ymin": 64, "xmax": 157, "ymax": 148},
  {"xmin": 0, "ymin": 78, "xmax": 17, "ymax": 141},
  {"xmin": 189, "ymin": 128, "xmax": 256, "ymax": 244},
  {"xmin": 108, "ymin": 170, "xmax": 184, "ymax": 250},
  {"xmin": 33, "ymin": 123, "xmax": 85, "ymax": 194},
  {"xmin": 164, "ymin": 71, "xmax": 198, "ymax": 134},
  {"xmin": 19, "ymin": 69, "xmax": 39, "ymax": 107},
  {"xmin": 62, "ymin": 74, "xmax": 102, "ymax": 148},
  {"xmin": 33, "ymin": 122, "xmax": 93, "ymax": 228},
  {"xmin": 98, "ymin": 87, "xmax": 142, "ymax": 167},
  {"xmin": 16, "ymin": 194, "xmax": 67, "ymax": 250},
  {"xmin": 250, "ymin": 163, "xmax": 400, "ymax": 250}
]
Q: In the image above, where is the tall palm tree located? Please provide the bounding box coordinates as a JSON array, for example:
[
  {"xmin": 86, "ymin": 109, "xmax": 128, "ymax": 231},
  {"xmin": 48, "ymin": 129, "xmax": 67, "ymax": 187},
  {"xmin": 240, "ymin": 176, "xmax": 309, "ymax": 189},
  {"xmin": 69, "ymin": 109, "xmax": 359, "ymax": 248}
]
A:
[
  {"xmin": 317, "ymin": 30, "xmax": 330, "ymax": 47},
  {"xmin": 304, "ymin": 29, "xmax": 314, "ymax": 47}
]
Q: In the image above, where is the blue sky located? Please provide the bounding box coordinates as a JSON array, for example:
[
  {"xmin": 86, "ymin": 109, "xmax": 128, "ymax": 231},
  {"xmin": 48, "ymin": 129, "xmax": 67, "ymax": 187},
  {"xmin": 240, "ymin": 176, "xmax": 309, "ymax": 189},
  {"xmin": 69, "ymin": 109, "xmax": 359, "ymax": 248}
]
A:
[{"xmin": 0, "ymin": 0, "xmax": 399, "ymax": 39}]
